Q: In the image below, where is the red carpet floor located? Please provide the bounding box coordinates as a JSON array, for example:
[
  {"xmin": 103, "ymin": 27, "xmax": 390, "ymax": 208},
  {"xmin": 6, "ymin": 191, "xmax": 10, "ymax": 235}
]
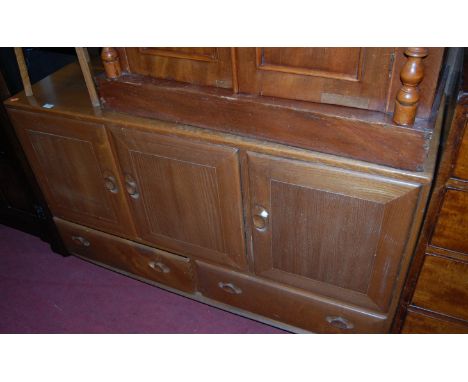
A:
[{"xmin": 0, "ymin": 224, "xmax": 285, "ymax": 333}]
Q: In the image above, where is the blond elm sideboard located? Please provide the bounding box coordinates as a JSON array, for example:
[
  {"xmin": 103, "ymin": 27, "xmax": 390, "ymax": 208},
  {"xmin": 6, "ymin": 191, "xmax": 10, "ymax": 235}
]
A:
[{"xmin": 4, "ymin": 48, "xmax": 463, "ymax": 333}]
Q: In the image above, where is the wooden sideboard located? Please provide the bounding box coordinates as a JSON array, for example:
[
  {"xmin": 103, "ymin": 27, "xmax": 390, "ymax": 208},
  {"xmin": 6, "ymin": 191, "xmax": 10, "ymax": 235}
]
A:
[{"xmin": 4, "ymin": 48, "xmax": 463, "ymax": 333}]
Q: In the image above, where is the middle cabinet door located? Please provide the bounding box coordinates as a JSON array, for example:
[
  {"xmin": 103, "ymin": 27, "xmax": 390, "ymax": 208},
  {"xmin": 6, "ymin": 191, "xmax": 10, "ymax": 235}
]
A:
[{"xmin": 109, "ymin": 126, "xmax": 247, "ymax": 269}]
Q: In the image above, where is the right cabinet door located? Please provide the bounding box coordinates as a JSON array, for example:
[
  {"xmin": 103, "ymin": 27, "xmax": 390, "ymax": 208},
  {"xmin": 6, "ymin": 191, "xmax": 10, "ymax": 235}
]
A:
[{"xmin": 247, "ymin": 152, "xmax": 421, "ymax": 313}]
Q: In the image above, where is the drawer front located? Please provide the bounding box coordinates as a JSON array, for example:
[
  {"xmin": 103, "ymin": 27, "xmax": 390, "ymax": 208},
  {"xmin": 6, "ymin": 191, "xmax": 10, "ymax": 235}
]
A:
[
  {"xmin": 431, "ymin": 189, "xmax": 468, "ymax": 254},
  {"xmin": 412, "ymin": 255, "xmax": 468, "ymax": 321},
  {"xmin": 196, "ymin": 261, "xmax": 387, "ymax": 333},
  {"xmin": 55, "ymin": 218, "xmax": 195, "ymax": 293},
  {"xmin": 402, "ymin": 310, "xmax": 468, "ymax": 334}
]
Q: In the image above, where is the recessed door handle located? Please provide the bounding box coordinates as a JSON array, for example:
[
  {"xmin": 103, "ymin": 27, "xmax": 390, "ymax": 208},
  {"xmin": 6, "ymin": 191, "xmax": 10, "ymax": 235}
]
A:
[
  {"xmin": 103, "ymin": 175, "xmax": 118, "ymax": 193},
  {"xmin": 148, "ymin": 261, "xmax": 170, "ymax": 273},
  {"xmin": 253, "ymin": 205, "xmax": 269, "ymax": 231},
  {"xmin": 218, "ymin": 282, "xmax": 242, "ymax": 295},
  {"xmin": 71, "ymin": 235, "xmax": 90, "ymax": 247},
  {"xmin": 125, "ymin": 174, "xmax": 140, "ymax": 199},
  {"xmin": 326, "ymin": 316, "xmax": 354, "ymax": 330}
]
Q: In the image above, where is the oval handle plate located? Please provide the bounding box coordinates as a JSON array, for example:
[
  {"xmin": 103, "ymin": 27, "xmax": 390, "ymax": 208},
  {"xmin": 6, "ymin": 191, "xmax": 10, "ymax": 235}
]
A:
[
  {"xmin": 71, "ymin": 235, "xmax": 90, "ymax": 247},
  {"xmin": 326, "ymin": 316, "xmax": 354, "ymax": 330},
  {"xmin": 148, "ymin": 261, "xmax": 170, "ymax": 274},
  {"xmin": 125, "ymin": 174, "xmax": 140, "ymax": 199},
  {"xmin": 253, "ymin": 205, "xmax": 269, "ymax": 231},
  {"xmin": 218, "ymin": 281, "xmax": 242, "ymax": 295},
  {"xmin": 103, "ymin": 175, "xmax": 118, "ymax": 193}
]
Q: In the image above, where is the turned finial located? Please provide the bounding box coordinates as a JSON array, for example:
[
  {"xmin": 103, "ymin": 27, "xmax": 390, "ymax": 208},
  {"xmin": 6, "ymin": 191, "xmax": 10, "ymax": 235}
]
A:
[
  {"xmin": 393, "ymin": 48, "xmax": 429, "ymax": 126},
  {"xmin": 101, "ymin": 47, "xmax": 121, "ymax": 79}
]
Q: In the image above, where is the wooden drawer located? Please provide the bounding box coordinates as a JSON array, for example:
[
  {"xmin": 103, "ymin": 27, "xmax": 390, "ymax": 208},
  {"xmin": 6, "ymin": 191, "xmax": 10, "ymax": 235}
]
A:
[
  {"xmin": 55, "ymin": 218, "xmax": 195, "ymax": 293},
  {"xmin": 431, "ymin": 189, "xmax": 468, "ymax": 254},
  {"xmin": 402, "ymin": 310, "xmax": 468, "ymax": 334},
  {"xmin": 412, "ymin": 255, "xmax": 468, "ymax": 321},
  {"xmin": 196, "ymin": 261, "xmax": 388, "ymax": 333}
]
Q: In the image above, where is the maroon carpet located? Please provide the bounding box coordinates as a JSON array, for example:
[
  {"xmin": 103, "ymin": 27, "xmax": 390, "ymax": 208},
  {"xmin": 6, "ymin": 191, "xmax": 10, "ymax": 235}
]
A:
[{"xmin": 0, "ymin": 224, "xmax": 285, "ymax": 333}]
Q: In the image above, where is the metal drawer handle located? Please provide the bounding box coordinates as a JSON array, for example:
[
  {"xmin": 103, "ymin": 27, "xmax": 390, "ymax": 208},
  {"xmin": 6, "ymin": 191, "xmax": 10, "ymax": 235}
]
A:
[
  {"xmin": 103, "ymin": 175, "xmax": 118, "ymax": 194},
  {"xmin": 148, "ymin": 261, "xmax": 170, "ymax": 274},
  {"xmin": 253, "ymin": 205, "xmax": 269, "ymax": 231},
  {"xmin": 125, "ymin": 174, "xmax": 140, "ymax": 199},
  {"xmin": 218, "ymin": 282, "xmax": 242, "ymax": 295},
  {"xmin": 71, "ymin": 235, "xmax": 90, "ymax": 247},
  {"xmin": 326, "ymin": 316, "xmax": 354, "ymax": 330}
]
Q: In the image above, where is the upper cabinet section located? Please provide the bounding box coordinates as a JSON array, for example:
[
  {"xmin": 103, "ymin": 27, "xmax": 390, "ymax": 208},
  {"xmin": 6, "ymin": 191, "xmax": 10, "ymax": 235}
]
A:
[
  {"xmin": 236, "ymin": 48, "xmax": 393, "ymax": 112},
  {"xmin": 109, "ymin": 47, "xmax": 443, "ymax": 117},
  {"xmin": 119, "ymin": 48, "xmax": 234, "ymax": 89},
  {"xmin": 98, "ymin": 47, "xmax": 449, "ymax": 172}
]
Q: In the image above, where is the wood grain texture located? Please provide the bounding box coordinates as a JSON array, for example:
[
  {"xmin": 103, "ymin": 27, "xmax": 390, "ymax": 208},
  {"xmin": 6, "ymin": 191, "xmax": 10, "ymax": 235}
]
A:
[
  {"xmin": 453, "ymin": 120, "xmax": 468, "ymax": 179},
  {"xmin": 109, "ymin": 125, "xmax": 247, "ymax": 269},
  {"xmin": 8, "ymin": 109, "xmax": 136, "ymax": 239},
  {"xmin": 258, "ymin": 48, "xmax": 364, "ymax": 81},
  {"xmin": 247, "ymin": 152, "xmax": 421, "ymax": 312},
  {"xmin": 402, "ymin": 309, "xmax": 468, "ymax": 333},
  {"xmin": 123, "ymin": 48, "xmax": 233, "ymax": 89},
  {"xmin": 270, "ymin": 181, "xmax": 383, "ymax": 293},
  {"xmin": 412, "ymin": 255, "xmax": 468, "ymax": 321},
  {"xmin": 97, "ymin": 73, "xmax": 431, "ymax": 171},
  {"xmin": 196, "ymin": 260, "xmax": 388, "ymax": 333},
  {"xmin": 237, "ymin": 48, "xmax": 393, "ymax": 111},
  {"xmin": 431, "ymin": 189, "xmax": 468, "ymax": 253},
  {"xmin": 55, "ymin": 217, "xmax": 195, "ymax": 292}
]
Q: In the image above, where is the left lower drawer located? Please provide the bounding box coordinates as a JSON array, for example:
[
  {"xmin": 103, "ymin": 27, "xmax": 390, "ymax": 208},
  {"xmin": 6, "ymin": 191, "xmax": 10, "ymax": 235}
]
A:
[{"xmin": 54, "ymin": 217, "xmax": 195, "ymax": 293}]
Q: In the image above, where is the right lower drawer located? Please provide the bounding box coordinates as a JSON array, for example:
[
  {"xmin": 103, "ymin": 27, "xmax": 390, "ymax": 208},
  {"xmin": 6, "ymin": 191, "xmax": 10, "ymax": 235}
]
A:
[
  {"xmin": 412, "ymin": 254, "xmax": 468, "ymax": 321},
  {"xmin": 55, "ymin": 217, "xmax": 195, "ymax": 293},
  {"xmin": 431, "ymin": 189, "xmax": 468, "ymax": 254},
  {"xmin": 196, "ymin": 261, "xmax": 388, "ymax": 333}
]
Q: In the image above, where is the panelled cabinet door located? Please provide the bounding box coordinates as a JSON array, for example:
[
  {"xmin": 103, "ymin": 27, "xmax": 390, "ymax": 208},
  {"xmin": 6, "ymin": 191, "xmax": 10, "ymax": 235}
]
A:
[
  {"xmin": 236, "ymin": 48, "xmax": 394, "ymax": 112},
  {"xmin": 247, "ymin": 152, "xmax": 421, "ymax": 312},
  {"xmin": 109, "ymin": 126, "xmax": 247, "ymax": 269},
  {"xmin": 121, "ymin": 48, "xmax": 234, "ymax": 90},
  {"xmin": 8, "ymin": 110, "xmax": 136, "ymax": 238}
]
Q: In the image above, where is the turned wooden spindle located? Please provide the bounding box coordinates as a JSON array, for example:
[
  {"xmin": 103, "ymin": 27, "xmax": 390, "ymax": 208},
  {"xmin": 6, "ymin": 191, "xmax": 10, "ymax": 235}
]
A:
[
  {"xmin": 393, "ymin": 48, "xmax": 429, "ymax": 126},
  {"xmin": 101, "ymin": 48, "xmax": 121, "ymax": 79}
]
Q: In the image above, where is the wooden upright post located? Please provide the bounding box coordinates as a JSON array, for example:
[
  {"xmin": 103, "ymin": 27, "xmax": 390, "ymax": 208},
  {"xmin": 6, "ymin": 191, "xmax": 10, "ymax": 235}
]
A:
[
  {"xmin": 393, "ymin": 48, "xmax": 429, "ymax": 126},
  {"xmin": 13, "ymin": 48, "xmax": 33, "ymax": 97},
  {"xmin": 101, "ymin": 48, "xmax": 121, "ymax": 79},
  {"xmin": 75, "ymin": 48, "xmax": 101, "ymax": 108}
]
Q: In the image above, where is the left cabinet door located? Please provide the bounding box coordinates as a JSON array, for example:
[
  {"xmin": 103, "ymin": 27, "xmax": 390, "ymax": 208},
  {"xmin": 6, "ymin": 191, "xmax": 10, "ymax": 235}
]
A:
[{"xmin": 8, "ymin": 110, "xmax": 136, "ymax": 238}]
